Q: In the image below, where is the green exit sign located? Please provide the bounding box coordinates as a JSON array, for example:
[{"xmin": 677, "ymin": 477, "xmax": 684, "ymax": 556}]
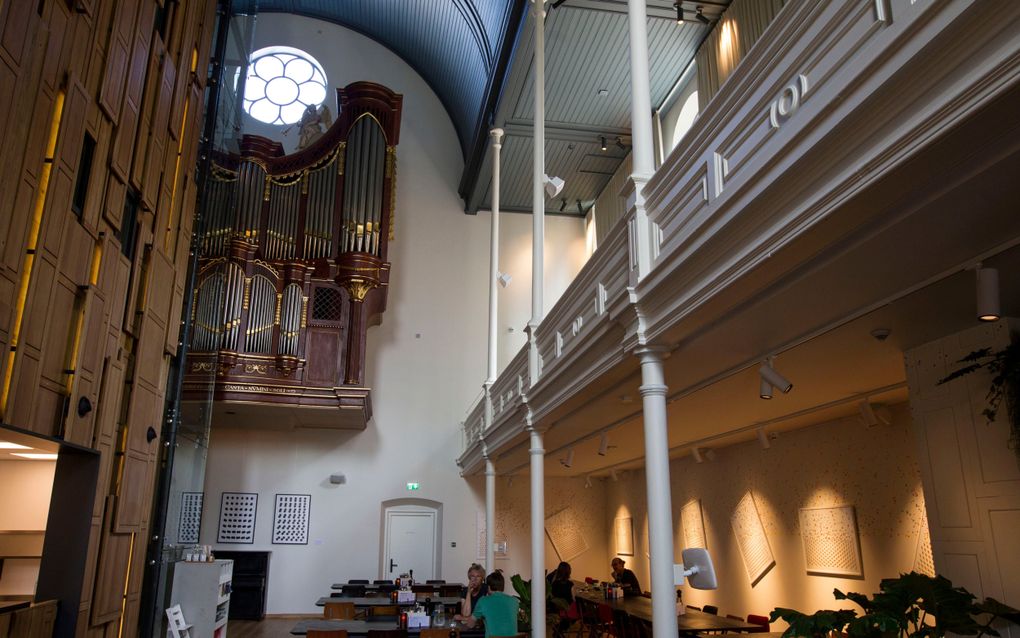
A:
[{"xmin": 406, "ymin": 482, "xmax": 420, "ymax": 491}]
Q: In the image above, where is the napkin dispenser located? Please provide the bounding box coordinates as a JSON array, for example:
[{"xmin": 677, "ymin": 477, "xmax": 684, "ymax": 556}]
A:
[
  {"xmin": 406, "ymin": 611, "xmax": 430, "ymax": 628},
  {"xmin": 397, "ymin": 590, "xmax": 416, "ymax": 603}
]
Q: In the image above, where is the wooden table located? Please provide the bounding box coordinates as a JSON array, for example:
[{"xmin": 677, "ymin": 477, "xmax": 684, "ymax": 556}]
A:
[
  {"xmin": 332, "ymin": 582, "xmax": 464, "ymax": 591},
  {"xmin": 576, "ymin": 590, "xmax": 758, "ymax": 634},
  {"xmin": 290, "ymin": 618, "xmax": 483, "ymax": 636},
  {"xmin": 317, "ymin": 596, "xmax": 461, "ymax": 607},
  {"xmin": 0, "ymin": 600, "xmax": 31, "ymax": 614}
]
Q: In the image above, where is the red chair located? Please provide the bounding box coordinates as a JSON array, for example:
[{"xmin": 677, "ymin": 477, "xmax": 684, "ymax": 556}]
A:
[{"xmin": 746, "ymin": 615, "xmax": 770, "ymax": 633}]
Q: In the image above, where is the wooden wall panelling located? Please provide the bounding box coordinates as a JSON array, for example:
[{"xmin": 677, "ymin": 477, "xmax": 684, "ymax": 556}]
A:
[
  {"xmin": 110, "ymin": 0, "xmax": 157, "ymax": 186},
  {"xmin": 0, "ymin": 35, "xmax": 47, "ymax": 227},
  {"xmin": 193, "ymin": 0, "xmax": 219, "ymax": 92},
  {"xmin": 89, "ymin": 506, "xmax": 132, "ymax": 625},
  {"xmin": 57, "ymin": 78, "xmax": 92, "ymax": 192},
  {"xmin": 114, "ymin": 451, "xmax": 151, "ymax": 534},
  {"xmin": 38, "ymin": 166, "xmax": 73, "ymax": 261},
  {"xmin": 0, "ymin": 0, "xmax": 35, "ymax": 68},
  {"xmin": 97, "ymin": 0, "xmax": 137, "ymax": 123},
  {"xmin": 133, "ymin": 38, "xmax": 163, "ymax": 212},
  {"xmin": 40, "ymin": 2, "xmax": 70, "ymax": 94},
  {"xmin": 62, "ymin": 4, "xmax": 96, "ymax": 87},
  {"xmin": 167, "ymin": 0, "xmax": 201, "ymax": 142},
  {"xmin": 83, "ymin": 0, "xmax": 116, "ymax": 101},
  {"xmin": 0, "ymin": 58, "xmax": 16, "ymax": 200},
  {"xmin": 1, "ymin": 178, "xmax": 35, "ymax": 274},
  {"xmin": 102, "ymin": 173, "xmax": 126, "ymax": 234},
  {"xmin": 81, "ymin": 118, "xmax": 114, "ymax": 234}
]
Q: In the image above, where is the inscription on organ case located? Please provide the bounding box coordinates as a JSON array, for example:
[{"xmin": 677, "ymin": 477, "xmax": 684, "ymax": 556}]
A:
[{"xmin": 183, "ymin": 83, "xmax": 403, "ymax": 429}]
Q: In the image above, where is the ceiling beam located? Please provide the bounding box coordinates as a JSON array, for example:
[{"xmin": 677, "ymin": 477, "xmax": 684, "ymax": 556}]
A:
[
  {"xmin": 503, "ymin": 120, "xmax": 631, "ymax": 142},
  {"xmin": 555, "ymin": 0, "xmax": 729, "ymax": 20}
]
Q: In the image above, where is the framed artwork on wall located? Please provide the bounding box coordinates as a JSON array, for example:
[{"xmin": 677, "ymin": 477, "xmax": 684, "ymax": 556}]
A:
[
  {"xmin": 546, "ymin": 507, "xmax": 589, "ymax": 562},
  {"xmin": 178, "ymin": 492, "xmax": 204, "ymax": 544},
  {"xmin": 799, "ymin": 505, "xmax": 863, "ymax": 577},
  {"xmin": 272, "ymin": 493, "xmax": 311, "ymax": 545},
  {"xmin": 218, "ymin": 492, "xmax": 258, "ymax": 544},
  {"xmin": 681, "ymin": 499, "xmax": 707, "ymax": 550},
  {"xmin": 614, "ymin": 516, "xmax": 634, "ymax": 556},
  {"xmin": 731, "ymin": 491, "xmax": 775, "ymax": 586}
]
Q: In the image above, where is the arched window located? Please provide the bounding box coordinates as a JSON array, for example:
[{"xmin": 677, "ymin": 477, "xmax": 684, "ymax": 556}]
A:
[
  {"xmin": 243, "ymin": 46, "xmax": 328, "ymax": 125},
  {"xmin": 671, "ymin": 90, "xmax": 700, "ymax": 150}
]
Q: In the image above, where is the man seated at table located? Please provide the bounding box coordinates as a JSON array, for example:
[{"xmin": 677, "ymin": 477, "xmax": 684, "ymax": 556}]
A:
[
  {"xmin": 611, "ymin": 557, "xmax": 641, "ymax": 597},
  {"xmin": 456, "ymin": 571, "xmax": 519, "ymax": 638}
]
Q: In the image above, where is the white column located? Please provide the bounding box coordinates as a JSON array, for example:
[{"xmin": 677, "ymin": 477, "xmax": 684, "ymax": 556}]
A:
[
  {"xmin": 626, "ymin": 0, "xmax": 656, "ymax": 279},
  {"xmin": 637, "ymin": 347, "xmax": 678, "ymax": 638},
  {"xmin": 527, "ymin": 0, "xmax": 547, "ymax": 386},
  {"xmin": 529, "ymin": 425, "xmax": 546, "ymax": 638},
  {"xmin": 487, "ymin": 128, "xmax": 504, "ymax": 386},
  {"xmin": 485, "ymin": 456, "xmax": 496, "ymax": 573}
]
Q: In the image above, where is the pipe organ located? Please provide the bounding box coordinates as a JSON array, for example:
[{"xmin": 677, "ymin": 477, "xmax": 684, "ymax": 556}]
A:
[{"xmin": 184, "ymin": 83, "xmax": 402, "ymax": 428}]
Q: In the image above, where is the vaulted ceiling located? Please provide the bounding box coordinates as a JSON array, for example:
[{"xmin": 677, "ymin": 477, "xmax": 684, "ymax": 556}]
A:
[{"xmin": 239, "ymin": 0, "xmax": 731, "ymax": 215}]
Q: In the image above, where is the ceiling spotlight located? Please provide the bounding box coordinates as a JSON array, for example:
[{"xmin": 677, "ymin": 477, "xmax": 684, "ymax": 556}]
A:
[
  {"xmin": 560, "ymin": 447, "xmax": 575, "ymax": 468},
  {"xmin": 543, "ymin": 174, "xmax": 565, "ymax": 198},
  {"xmin": 598, "ymin": 432, "xmax": 609, "ymax": 456},
  {"xmin": 859, "ymin": 400, "xmax": 892, "ymax": 427},
  {"xmin": 576, "ymin": 199, "xmax": 584, "ymax": 215},
  {"xmin": 615, "ymin": 137, "xmax": 628, "ymax": 151},
  {"xmin": 585, "ymin": 475, "xmax": 593, "ymax": 488},
  {"xmin": 674, "ymin": 2, "xmax": 684, "ymax": 24},
  {"xmin": 692, "ymin": 447, "xmax": 703, "ymax": 464},
  {"xmin": 695, "ymin": 6, "xmax": 710, "ymax": 24},
  {"xmin": 976, "ymin": 266, "xmax": 1000, "ymax": 322},
  {"xmin": 759, "ymin": 359, "xmax": 793, "ymax": 394},
  {"xmin": 759, "ymin": 376, "xmax": 773, "ymax": 400},
  {"xmin": 600, "ymin": 136, "xmax": 607, "ymax": 152},
  {"xmin": 757, "ymin": 428, "xmax": 771, "ymax": 450},
  {"xmin": 610, "ymin": 468, "xmax": 618, "ymax": 481},
  {"xmin": 497, "ymin": 271, "xmax": 512, "ymax": 288}
]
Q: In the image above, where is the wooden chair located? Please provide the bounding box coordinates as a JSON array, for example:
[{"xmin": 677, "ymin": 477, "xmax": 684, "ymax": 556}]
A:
[
  {"xmin": 341, "ymin": 584, "xmax": 367, "ymax": 597},
  {"xmin": 368, "ymin": 605, "xmax": 400, "ymax": 617},
  {"xmin": 420, "ymin": 629, "xmax": 459, "ymax": 638},
  {"xmin": 687, "ymin": 605, "xmax": 702, "ymax": 612},
  {"xmin": 575, "ymin": 596, "xmax": 601, "ymax": 638},
  {"xmin": 746, "ymin": 615, "xmax": 770, "ymax": 633},
  {"xmin": 703, "ymin": 605, "xmax": 718, "ymax": 615},
  {"xmin": 324, "ymin": 601, "xmax": 357, "ymax": 620},
  {"xmin": 631, "ymin": 617, "xmax": 653, "ymax": 638},
  {"xmin": 308, "ymin": 631, "xmax": 349, "ymax": 638},
  {"xmin": 367, "ymin": 630, "xmax": 408, "ymax": 638},
  {"xmin": 439, "ymin": 584, "xmax": 463, "ymax": 597},
  {"xmin": 374, "ymin": 580, "xmax": 394, "ymax": 584},
  {"xmin": 412, "ymin": 584, "xmax": 435, "ymax": 593},
  {"xmin": 350, "ymin": 579, "xmax": 371, "ymax": 584},
  {"xmin": 426, "ymin": 579, "xmax": 446, "ymax": 584}
]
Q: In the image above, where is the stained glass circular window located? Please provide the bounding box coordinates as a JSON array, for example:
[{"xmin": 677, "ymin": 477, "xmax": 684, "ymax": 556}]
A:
[{"xmin": 243, "ymin": 46, "xmax": 328, "ymax": 125}]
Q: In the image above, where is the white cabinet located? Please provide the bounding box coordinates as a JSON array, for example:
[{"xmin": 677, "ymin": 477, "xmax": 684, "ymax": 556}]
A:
[{"xmin": 169, "ymin": 560, "xmax": 233, "ymax": 638}]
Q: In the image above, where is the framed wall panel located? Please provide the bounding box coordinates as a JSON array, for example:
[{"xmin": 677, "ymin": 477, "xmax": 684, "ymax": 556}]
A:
[
  {"xmin": 217, "ymin": 492, "xmax": 257, "ymax": 544},
  {"xmin": 799, "ymin": 505, "xmax": 862, "ymax": 577},
  {"xmin": 614, "ymin": 516, "xmax": 634, "ymax": 556},
  {"xmin": 546, "ymin": 507, "xmax": 589, "ymax": 562},
  {"xmin": 272, "ymin": 493, "xmax": 310, "ymax": 545},
  {"xmin": 177, "ymin": 492, "xmax": 203, "ymax": 544},
  {"xmin": 731, "ymin": 492, "xmax": 774, "ymax": 586},
  {"xmin": 681, "ymin": 499, "xmax": 707, "ymax": 550}
]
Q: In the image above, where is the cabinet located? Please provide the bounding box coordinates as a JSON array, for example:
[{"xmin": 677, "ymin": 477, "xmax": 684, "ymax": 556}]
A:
[
  {"xmin": 169, "ymin": 560, "xmax": 233, "ymax": 638},
  {"xmin": 213, "ymin": 551, "xmax": 269, "ymax": 620}
]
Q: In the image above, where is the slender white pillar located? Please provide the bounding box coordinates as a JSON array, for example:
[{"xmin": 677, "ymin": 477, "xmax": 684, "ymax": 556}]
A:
[
  {"xmin": 637, "ymin": 347, "xmax": 678, "ymax": 638},
  {"xmin": 486, "ymin": 128, "xmax": 504, "ymax": 386},
  {"xmin": 626, "ymin": 0, "xmax": 656, "ymax": 279},
  {"xmin": 485, "ymin": 456, "xmax": 496, "ymax": 573},
  {"xmin": 527, "ymin": 0, "xmax": 547, "ymax": 386},
  {"xmin": 529, "ymin": 425, "xmax": 546, "ymax": 638},
  {"xmin": 628, "ymin": 0, "xmax": 654, "ymax": 176}
]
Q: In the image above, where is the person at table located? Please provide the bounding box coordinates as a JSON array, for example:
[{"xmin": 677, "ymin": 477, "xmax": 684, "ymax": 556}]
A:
[
  {"xmin": 548, "ymin": 561, "xmax": 578, "ymax": 630},
  {"xmin": 611, "ymin": 557, "xmax": 641, "ymax": 597},
  {"xmin": 456, "ymin": 570, "xmax": 519, "ymax": 638},
  {"xmin": 460, "ymin": 563, "xmax": 488, "ymax": 617}
]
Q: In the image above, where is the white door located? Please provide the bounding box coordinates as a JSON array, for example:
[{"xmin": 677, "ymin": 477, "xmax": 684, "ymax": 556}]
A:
[{"xmin": 383, "ymin": 509, "xmax": 437, "ymax": 581}]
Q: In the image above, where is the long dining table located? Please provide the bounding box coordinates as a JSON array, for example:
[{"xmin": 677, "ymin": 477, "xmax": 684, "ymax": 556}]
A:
[
  {"xmin": 331, "ymin": 582, "xmax": 464, "ymax": 591},
  {"xmin": 575, "ymin": 589, "xmax": 759, "ymax": 634},
  {"xmin": 290, "ymin": 618, "xmax": 483, "ymax": 636},
  {"xmin": 316, "ymin": 596, "xmax": 462, "ymax": 607}
]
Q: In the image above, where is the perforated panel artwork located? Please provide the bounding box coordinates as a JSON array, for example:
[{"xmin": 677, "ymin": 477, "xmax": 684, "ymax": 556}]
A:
[
  {"xmin": 217, "ymin": 492, "xmax": 258, "ymax": 544},
  {"xmin": 476, "ymin": 510, "xmax": 487, "ymax": 560},
  {"xmin": 614, "ymin": 516, "xmax": 634, "ymax": 556},
  {"xmin": 546, "ymin": 507, "xmax": 589, "ymax": 561},
  {"xmin": 681, "ymin": 499, "xmax": 707, "ymax": 549},
  {"xmin": 799, "ymin": 505, "xmax": 862, "ymax": 577},
  {"xmin": 731, "ymin": 492, "xmax": 775, "ymax": 586},
  {"xmin": 272, "ymin": 494, "xmax": 311, "ymax": 544},
  {"xmin": 913, "ymin": 517, "xmax": 935, "ymax": 576},
  {"xmin": 178, "ymin": 492, "xmax": 204, "ymax": 544}
]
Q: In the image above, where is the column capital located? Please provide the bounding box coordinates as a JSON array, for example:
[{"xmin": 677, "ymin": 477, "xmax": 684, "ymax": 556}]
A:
[
  {"xmin": 490, "ymin": 128, "xmax": 505, "ymax": 142},
  {"xmin": 634, "ymin": 344, "xmax": 671, "ymax": 361}
]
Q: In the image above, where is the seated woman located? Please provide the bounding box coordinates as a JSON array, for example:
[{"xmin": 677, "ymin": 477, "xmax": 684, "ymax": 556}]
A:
[
  {"xmin": 460, "ymin": 563, "xmax": 488, "ymax": 618},
  {"xmin": 548, "ymin": 561, "xmax": 577, "ymax": 631},
  {"xmin": 457, "ymin": 571, "xmax": 519, "ymax": 638}
]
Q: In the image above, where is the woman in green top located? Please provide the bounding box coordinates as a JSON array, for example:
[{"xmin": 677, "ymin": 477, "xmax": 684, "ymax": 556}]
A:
[{"xmin": 456, "ymin": 571, "xmax": 519, "ymax": 638}]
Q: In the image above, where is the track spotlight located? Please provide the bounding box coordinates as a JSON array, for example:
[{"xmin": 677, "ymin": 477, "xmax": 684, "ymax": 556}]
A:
[
  {"xmin": 757, "ymin": 428, "xmax": 771, "ymax": 450},
  {"xmin": 674, "ymin": 2, "xmax": 684, "ymax": 24},
  {"xmin": 585, "ymin": 475, "xmax": 593, "ymax": 488},
  {"xmin": 543, "ymin": 174, "xmax": 565, "ymax": 198},
  {"xmin": 561, "ymin": 447, "xmax": 574, "ymax": 468},
  {"xmin": 695, "ymin": 6, "xmax": 710, "ymax": 24},
  {"xmin": 976, "ymin": 266, "xmax": 1000, "ymax": 322},
  {"xmin": 692, "ymin": 447, "xmax": 703, "ymax": 464},
  {"xmin": 559, "ymin": 199, "xmax": 567, "ymax": 212},
  {"xmin": 598, "ymin": 432, "xmax": 609, "ymax": 456},
  {"xmin": 704, "ymin": 448, "xmax": 716, "ymax": 461},
  {"xmin": 600, "ymin": 136, "xmax": 607, "ymax": 152},
  {"xmin": 859, "ymin": 400, "xmax": 892, "ymax": 427},
  {"xmin": 759, "ymin": 376, "xmax": 773, "ymax": 400},
  {"xmin": 759, "ymin": 359, "xmax": 793, "ymax": 394},
  {"xmin": 615, "ymin": 137, "xmax": 628, "ymax": 151},
  {"xmin": 576, "ymin": 199, "xmax": 584, "ymax": 215},
  {"xmin": 610, "ymin": 468, "xmax": 619, "ymax": 481},
  {"xmin": 497, "ymin": 271, "xmax": 512, "ymax": 288}
]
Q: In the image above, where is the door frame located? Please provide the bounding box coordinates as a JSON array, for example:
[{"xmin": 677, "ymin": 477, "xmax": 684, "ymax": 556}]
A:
[{"xmin": 380, "ymin": 498, "xmax": 443, "ymax": 580}]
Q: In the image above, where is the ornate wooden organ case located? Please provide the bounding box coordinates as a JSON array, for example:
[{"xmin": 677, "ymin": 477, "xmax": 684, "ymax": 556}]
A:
[{"xmin": 183, "ymin": 83, "xmax": 401, "ymax": 429}]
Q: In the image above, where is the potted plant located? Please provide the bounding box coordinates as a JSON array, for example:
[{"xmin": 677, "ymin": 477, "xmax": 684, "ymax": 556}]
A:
[
  {"xmin": 770, "ymin": 572, "xmax": 1020, "ymax": 638},
  {"xmin": 938, "ymin": 337, "xmax": 1020, "ymax": 466},
  {"xmin": 510, "ymin": 574, "xmax": 570, "ymax": 633}
]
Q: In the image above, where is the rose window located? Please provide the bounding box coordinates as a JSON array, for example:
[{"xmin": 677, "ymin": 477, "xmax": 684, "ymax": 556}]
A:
[{"xmin": 243, "ymin": 46, "xmax": 328, "ymax": 125}]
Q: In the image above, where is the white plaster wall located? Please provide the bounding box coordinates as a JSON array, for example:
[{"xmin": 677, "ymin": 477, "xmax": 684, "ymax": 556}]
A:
[
  {"xmin": 0, "ymin": 461, "xmax": 55, "ymax": 529},
  {"xmin": 605, "ymin": 404, "xmax": 928, "ymax": 628},
  {"xmin": 201, "ymin": 14, "xmax": 586, "ymax": 614}
]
